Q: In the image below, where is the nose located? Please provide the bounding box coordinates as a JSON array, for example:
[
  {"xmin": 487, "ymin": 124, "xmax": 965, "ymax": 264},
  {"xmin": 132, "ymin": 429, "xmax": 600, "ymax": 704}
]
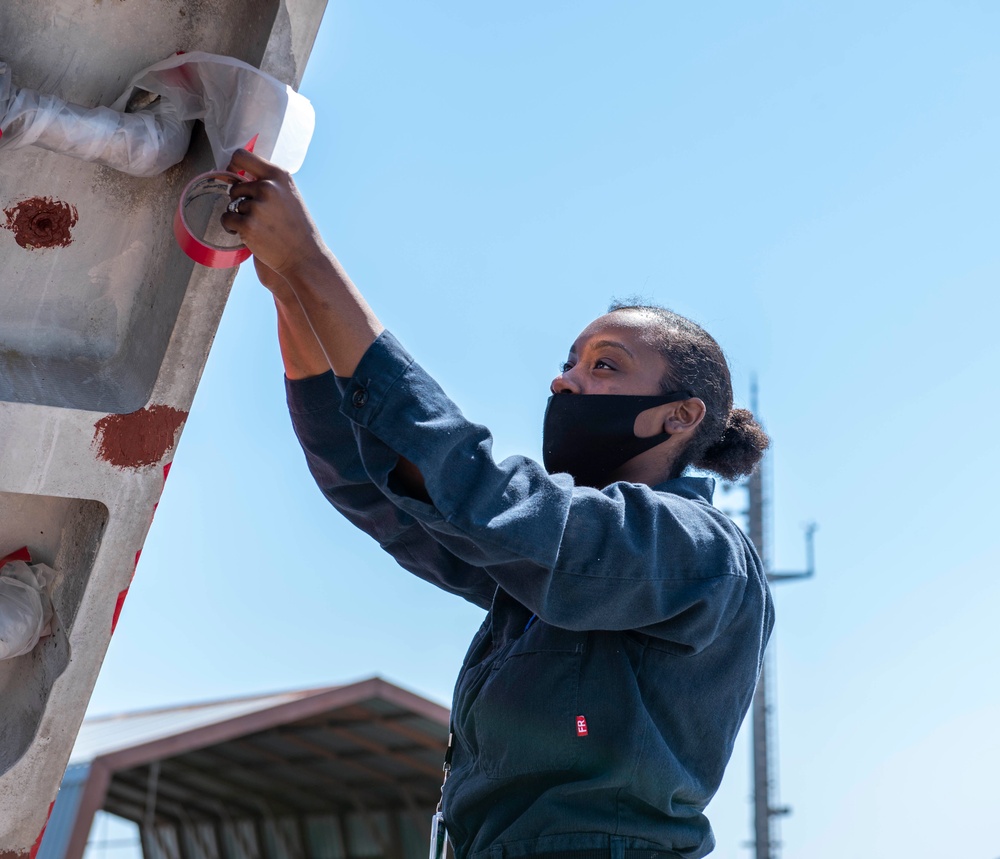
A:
[{"xmin": 550, "ymin": 368, "xmax": 582, "ymax": 395}]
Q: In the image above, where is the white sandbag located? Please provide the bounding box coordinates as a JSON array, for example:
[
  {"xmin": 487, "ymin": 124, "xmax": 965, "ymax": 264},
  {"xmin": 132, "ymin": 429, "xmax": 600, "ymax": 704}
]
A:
[{"xmin": 0, "ymin": 561, "xmax": 56, "ymax": 661}]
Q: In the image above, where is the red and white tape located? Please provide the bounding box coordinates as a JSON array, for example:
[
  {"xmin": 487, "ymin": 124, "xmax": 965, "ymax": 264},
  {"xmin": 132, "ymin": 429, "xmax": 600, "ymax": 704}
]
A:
[{"xmin": 173, "ymin": 171, "xmax": 252, "ymax": 268}]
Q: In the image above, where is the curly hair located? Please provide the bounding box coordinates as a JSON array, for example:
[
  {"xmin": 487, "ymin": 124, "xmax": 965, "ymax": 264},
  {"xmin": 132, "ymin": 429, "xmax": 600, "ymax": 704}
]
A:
[{"xmin": 607, "ymin": 301, "xmax": 770, "ymax": 480}]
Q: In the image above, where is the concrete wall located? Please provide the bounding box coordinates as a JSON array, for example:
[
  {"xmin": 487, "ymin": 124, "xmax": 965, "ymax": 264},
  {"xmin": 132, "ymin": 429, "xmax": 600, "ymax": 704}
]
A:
[{"xmin": 0, "ymin": 1, "xmax": 328, "ymax": 851}]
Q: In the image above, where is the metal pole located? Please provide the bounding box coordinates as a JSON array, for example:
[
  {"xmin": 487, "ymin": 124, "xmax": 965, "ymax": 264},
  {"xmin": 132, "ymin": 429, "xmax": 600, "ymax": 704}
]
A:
[
  {"xmin": 751, "ymin": 667, "xmax": 771, "ymax": 859},
  {"xmin": 744, "ymin": 379, "xmax": 813, "ymax": 859},
  {"xmin": 745, "ymin": 398, "xmax": 772, "ymax": 859}
]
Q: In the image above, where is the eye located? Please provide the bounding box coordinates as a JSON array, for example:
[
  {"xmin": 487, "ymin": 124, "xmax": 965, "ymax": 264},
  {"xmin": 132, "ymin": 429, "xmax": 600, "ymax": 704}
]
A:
[
  {"xmin": 593, "ymin": 359, "xmax": 616, "ymax": 371},
  {"xmin": 560, "ymin": 360, "xmax": 575, "ymax": 373}
]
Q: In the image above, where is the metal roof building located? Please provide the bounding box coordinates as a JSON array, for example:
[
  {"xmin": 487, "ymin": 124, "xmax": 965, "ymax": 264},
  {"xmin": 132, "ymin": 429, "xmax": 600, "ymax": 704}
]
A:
[{"xmin": 36, "ymin": 678, "xmax": 451, "ymax": 859}]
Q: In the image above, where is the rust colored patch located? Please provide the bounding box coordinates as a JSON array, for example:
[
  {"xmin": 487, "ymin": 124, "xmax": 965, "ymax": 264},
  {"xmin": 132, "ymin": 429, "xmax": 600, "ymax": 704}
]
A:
[
  {"xmin": 2, "ymin": 196, "xmax": 78, "ymax": 249},
  {"xmin": 93, "ymin": 405, "xmax": 187, "ymax": 470},
  {"xmin": 0, "ymin": 850, "xmax": 29, "ymax": 859}
]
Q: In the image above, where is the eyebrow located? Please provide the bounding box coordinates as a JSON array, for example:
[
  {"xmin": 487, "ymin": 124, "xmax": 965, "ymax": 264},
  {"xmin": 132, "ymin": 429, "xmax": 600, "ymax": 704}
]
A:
[{"xmin": 568, "ymin": 339, "xmax": 636, "ymax": 359}]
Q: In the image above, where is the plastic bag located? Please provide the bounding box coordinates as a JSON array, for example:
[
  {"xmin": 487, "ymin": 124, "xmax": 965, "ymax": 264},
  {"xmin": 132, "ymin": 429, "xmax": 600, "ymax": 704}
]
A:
[
  {"xmin": 110, "ymin": 52, "xmax": 315, "ymax": 173},
  {"xmin": 0, "ymin": 52, "xmax": 314, "ymax": 177},
  {"xmin": 0, "ymin": 560, "xmax": 56, "ymax": 661}
]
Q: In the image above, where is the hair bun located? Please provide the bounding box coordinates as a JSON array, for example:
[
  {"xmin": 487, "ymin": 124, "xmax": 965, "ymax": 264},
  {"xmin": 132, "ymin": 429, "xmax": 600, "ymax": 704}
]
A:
[{"xmin": 695, "ymin": 407, "xmax": 770, "ymax": 480}]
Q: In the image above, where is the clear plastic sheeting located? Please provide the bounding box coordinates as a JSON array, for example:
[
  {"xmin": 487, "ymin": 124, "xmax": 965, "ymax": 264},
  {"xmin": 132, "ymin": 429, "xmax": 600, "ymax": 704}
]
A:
[
  {"xmin": 0, "ymin": 52, "xmax": 315, "ymax": 177},
  {"xmin": 0, "ymin": 61, "xmax": 192, "ymax": 177},
  {"xmin": 111, "ymin": 52, "xmax": 316, "ymax": 173},
  {"xmin": 0, "ymin": 560, "xmax": 56, "ymax": 661}
]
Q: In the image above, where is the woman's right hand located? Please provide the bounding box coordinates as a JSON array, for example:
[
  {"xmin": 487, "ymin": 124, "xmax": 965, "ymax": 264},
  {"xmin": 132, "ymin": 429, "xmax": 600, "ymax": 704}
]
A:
[
  {"xmin": 221, "ymin": 149, "xmax": 327, "ymax": 278},
  {"xmin": 223, "ymin": 148, "xmax": 383, "ymax": 378}
]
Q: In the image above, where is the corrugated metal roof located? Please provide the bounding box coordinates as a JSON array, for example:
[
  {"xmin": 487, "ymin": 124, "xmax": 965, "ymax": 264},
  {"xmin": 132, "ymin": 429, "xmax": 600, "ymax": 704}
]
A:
[
  {"xmin": 42, "ymin": 678, "xmax": 450, "ymax": 859},
  {"xmin": 35, "ymin": 764, "xmax": 91, "ymax": 859},
  {"xmin": 69, "ymin": 686, "xmax": 338, "ymax": 765}
]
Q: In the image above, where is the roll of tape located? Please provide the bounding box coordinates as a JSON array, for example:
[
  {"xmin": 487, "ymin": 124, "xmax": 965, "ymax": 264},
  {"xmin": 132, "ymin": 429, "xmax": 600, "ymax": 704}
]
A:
[{"xmin": 173, "ymin": 171, "xmax": 252, "ymax": 268}]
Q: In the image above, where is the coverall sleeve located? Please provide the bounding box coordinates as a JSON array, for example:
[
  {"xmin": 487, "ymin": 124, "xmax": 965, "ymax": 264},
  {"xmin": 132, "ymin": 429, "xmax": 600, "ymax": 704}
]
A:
[
  {"xmin": 286, "ymin": 370, "xmax": 498, "ymax": 610},
  {"xmin": 334, "ymin": 331, "xmax": 754, "ymax": 652}
]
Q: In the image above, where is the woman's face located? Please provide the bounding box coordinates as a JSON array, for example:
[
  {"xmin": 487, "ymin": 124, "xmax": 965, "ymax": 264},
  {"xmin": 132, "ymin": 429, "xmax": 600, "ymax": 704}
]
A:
[
  {"xmin": 550, "ymin": 309, "xmax": 671, "ymax": 397},
  {"xmin": 548, "ymin": 309, "xmax": 705, "ymax": 485}
]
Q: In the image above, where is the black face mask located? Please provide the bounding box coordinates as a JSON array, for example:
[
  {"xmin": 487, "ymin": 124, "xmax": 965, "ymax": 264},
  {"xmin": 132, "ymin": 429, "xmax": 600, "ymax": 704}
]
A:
[{"xmin": 542, "ymin": 392, "xmax": 691, "ymax": 488}]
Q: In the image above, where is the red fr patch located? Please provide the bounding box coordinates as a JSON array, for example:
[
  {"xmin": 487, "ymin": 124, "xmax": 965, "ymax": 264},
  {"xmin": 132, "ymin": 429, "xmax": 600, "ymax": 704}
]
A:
[{"xmin": 576, "ymin": 715, "xmax": 589, "ymax": 737}]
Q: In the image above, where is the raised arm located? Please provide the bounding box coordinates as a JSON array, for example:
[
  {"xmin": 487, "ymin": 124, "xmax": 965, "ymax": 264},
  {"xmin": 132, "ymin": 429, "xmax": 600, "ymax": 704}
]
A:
[
  {"xmin": 231, "ymin": 153, "xmax": 430, "ymax": 501},
  {"xmin": 222, "ymin": 150, "xmax": 761, "ymax": 651},
  {"xmin": 332, "ymin": 331, "xmax": 758, "ymax": 649},
  {"xmin": 221, "ymin": 149, "xmax": 383, "ymax": 378}
]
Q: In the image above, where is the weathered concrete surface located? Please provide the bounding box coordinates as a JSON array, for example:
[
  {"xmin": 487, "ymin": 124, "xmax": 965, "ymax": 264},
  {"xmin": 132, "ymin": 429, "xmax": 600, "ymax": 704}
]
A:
[{"xmin": 0, "ymin": 0, "xmax": 327, "ymax": 849}]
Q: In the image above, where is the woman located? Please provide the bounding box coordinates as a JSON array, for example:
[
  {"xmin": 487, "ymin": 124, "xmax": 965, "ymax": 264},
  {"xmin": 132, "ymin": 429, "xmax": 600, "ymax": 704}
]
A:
[{"xmin": 222, "ymin": 149, "xmax": 773, "ymax": 859}]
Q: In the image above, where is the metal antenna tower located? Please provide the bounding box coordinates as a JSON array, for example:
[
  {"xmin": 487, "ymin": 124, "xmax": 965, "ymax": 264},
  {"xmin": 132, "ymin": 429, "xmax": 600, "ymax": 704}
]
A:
[{"xmin": 745, "ymin": 378, "xmax": 816, "ymax": 859}]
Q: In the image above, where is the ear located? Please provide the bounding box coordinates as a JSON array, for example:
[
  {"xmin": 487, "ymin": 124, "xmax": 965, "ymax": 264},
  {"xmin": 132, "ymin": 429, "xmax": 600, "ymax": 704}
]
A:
[
  {"xmin": 660, "ymin": 397, "xmax": 706, "ymax": 436},
  {"xmin": 633, "ymin": 398, "xmax": 706, "ymax": 438}
]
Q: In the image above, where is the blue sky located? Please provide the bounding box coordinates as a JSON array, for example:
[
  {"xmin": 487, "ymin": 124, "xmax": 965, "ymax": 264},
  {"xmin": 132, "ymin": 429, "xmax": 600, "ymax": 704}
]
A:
[{"xmin": 89, "ymin": 3, "xmax": 1000, "ymax": 857}]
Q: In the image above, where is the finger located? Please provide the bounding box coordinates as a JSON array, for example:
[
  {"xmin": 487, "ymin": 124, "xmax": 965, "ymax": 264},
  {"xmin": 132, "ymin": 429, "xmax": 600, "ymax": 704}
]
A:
[
  {"xmin": 225, "ymin": 195, "xmax": 252, "ymax": 216},
  {"xmin": 228, "ymin": 172, "xmax": 264, "ymax": 200},
  {"xmin": 229, "ymin": 182, "xmax": 257, "ymax": 200},
  {"xmin": 219, "ymin": 209, "xmax": 247, "ymax": 236},
  {"xmin": 228, "ymin": 148, "xmax": 279, "ymax": 179}
]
